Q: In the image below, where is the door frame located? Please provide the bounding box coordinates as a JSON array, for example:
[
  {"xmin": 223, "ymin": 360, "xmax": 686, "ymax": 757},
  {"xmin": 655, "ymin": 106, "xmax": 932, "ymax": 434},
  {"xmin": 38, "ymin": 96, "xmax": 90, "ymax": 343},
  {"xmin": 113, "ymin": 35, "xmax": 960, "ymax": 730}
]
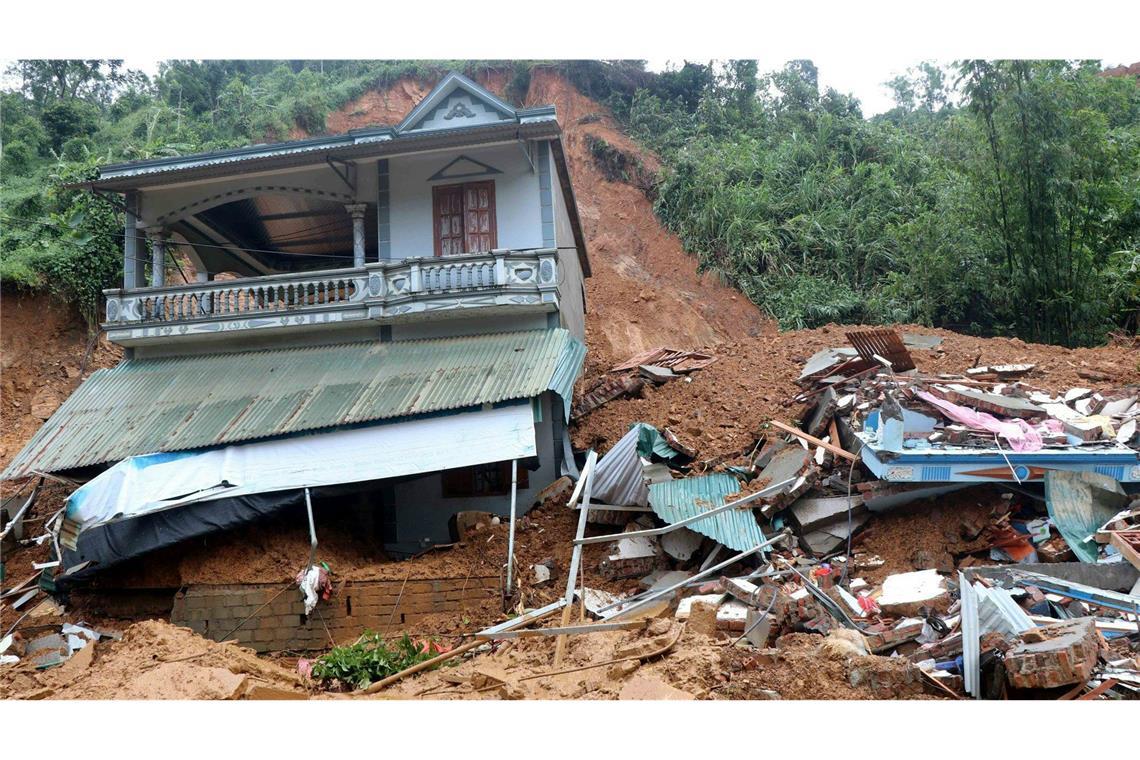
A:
[{"xmin": 432, "ymin": 180, "xmax": 497, "ymax": 256}]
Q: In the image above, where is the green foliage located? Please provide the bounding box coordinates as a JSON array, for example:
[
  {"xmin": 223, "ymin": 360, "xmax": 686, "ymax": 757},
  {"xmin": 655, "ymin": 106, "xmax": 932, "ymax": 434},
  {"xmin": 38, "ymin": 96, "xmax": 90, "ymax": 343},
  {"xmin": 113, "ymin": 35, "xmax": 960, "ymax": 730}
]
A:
[
  {"xmin": 309, "ymin": 632, "xmax": 439, "ymax": 690},
  {"xmin": 627, "ymin": 59, "xmax": 1140, "ymax": 344}
]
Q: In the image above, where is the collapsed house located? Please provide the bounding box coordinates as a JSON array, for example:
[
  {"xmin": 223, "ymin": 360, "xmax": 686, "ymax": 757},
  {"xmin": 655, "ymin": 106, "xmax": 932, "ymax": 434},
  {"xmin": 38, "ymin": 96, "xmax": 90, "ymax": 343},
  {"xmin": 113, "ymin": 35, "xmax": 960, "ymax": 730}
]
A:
[
  {"xmin": 1, "ymin": 72, "xmax": 590, "ymax": 579},
  {"xmin": 517, "ymin": 329, "xmax": 1139, "ymax": 700}
]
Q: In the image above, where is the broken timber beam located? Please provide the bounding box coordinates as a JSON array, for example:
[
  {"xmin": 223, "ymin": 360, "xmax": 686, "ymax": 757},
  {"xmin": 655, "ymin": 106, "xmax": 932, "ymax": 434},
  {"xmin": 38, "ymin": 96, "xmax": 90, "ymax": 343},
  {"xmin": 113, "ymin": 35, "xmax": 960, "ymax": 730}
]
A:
[{"xmin": 768, "ymin": 420, "xmax": 858, "ymax": 462}]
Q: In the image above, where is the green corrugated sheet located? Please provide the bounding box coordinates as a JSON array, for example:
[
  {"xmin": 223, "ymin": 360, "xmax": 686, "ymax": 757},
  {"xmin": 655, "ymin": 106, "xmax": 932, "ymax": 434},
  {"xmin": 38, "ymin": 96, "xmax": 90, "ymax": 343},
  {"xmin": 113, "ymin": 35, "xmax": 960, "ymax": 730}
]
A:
[
  {"xmin": 2, "ymin": 329, "xmax": 585, "ymax": 480},
  {"xmin": 1044, "ymin": 470, "xmax": 1129, "ymax": 563},
  {"xmin": 648, "ymin": 473, "xmax": 767, "ymax": 553}
]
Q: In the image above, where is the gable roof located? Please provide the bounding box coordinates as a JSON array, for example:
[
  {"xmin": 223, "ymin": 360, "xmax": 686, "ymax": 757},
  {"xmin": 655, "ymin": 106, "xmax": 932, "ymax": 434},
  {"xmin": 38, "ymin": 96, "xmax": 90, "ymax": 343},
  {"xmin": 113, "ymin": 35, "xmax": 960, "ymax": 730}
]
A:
[{"xmin": 397, "ymin": 71, "xmax": 520, "ymax": 133}]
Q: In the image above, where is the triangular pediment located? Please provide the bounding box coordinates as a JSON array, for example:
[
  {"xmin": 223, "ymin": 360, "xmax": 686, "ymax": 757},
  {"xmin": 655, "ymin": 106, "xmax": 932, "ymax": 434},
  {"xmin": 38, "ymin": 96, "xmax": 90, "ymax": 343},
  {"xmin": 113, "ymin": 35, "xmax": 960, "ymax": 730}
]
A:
[
  {"xmin": 397, "ymin": 72, "xmax": 518, "ymax": 134},
  {"xmin": 428, "ymin": 154, "xmax": 503, "ymax": 181}
]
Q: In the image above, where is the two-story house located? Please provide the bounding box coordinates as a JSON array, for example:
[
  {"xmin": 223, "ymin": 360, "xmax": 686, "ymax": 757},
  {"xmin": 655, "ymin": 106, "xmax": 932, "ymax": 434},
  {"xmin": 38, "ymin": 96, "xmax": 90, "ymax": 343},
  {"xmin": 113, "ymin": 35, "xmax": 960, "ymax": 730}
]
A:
[{"xmin": 2, "ymin": 73, "xmax": 590, "ymax": 577}]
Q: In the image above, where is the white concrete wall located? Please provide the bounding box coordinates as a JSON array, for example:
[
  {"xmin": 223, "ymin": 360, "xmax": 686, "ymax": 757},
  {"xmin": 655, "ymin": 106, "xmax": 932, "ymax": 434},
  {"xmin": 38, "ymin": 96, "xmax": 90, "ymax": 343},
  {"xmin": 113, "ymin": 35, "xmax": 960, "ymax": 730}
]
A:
[
  {"xmin": 390, "ymin": 393, "xmax": 558, "ymax": 546},
  {"xmin": 551, "ymin": 152, "xmax": 586, "ymax": 341},
  {"xmin": 387, "ymin": 144, "xmax": 543, "ymax": 258}
]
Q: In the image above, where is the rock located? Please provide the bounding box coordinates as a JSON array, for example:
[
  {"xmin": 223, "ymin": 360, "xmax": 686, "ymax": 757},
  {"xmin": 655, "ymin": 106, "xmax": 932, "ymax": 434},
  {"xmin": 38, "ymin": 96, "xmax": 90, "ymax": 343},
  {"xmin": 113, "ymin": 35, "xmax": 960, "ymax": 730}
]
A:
[
  {"xmin": 607, "ymin": 660, "xmax": 640, "ymax": 680},
  {"xmin": 618, "ymin": 674, "xmax": 695, "ymax": 700},
  {"xmin": 817, "ymin": 629, "xmax": 869, "ymax": 659},
  {"xmin": 244, "ymin": 685, "xmax": 308, "ymax": 700},
  {"xmin": 614, "ymin": 634, "xmax": 675, "ymax": 659},
  {"xmin": 686, "ymin": 600, "xmax": 720, "ymax": 637}
]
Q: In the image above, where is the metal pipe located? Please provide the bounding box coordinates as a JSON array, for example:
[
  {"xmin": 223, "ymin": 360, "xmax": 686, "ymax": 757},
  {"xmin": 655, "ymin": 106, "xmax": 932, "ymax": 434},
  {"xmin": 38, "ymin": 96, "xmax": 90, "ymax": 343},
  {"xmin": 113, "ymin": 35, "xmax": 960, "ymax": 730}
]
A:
[
  {"xmin": 555, "ymin": 449, "xmax": 597, "ymax": 665},
  {"xmin": 562, "ymin": 451, "xmax": 598, "ymax": 604},
  {"xmin": 506, "ymin": 459, "xmax": 519, "ymax": 593},
  {"xmin": 573, "ymin": 476, "xmax": 797, "ymax": 545},
  {"xmin": 603, "ymin": 529, "xmax": 793, "ymax": 616},
  {"xmin": 304, "ymin": 487, "xmax": 317, "ymax": 569}
]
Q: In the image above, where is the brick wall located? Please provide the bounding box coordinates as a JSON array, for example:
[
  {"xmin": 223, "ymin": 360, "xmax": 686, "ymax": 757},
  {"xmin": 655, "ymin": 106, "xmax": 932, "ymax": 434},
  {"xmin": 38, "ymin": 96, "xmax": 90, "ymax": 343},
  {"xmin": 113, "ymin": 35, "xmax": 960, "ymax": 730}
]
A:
[{"xmin": 171, "ymin": 576, "xmax": 500, "ymax": 653}]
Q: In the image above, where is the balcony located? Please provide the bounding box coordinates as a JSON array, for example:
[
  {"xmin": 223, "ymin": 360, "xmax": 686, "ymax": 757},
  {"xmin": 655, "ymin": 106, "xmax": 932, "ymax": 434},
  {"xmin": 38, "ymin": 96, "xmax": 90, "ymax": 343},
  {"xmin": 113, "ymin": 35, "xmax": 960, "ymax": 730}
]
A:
[{"xmin": 102, "ymin": 249, "xmax": 560, "ymax": 346}]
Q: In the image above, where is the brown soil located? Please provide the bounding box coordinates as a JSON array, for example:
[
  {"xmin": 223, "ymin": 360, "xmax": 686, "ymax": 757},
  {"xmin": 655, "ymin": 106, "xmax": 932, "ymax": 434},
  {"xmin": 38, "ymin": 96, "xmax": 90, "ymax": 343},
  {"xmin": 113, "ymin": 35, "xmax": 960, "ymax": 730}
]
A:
[
  {"xmin": 716, "ymin": 632, "xmax": 939, "ymax": 700},
  {"xmin": 93, "ymin": 495, "xmax": 637, "ymax": 601},
  {"xmin": 571, "ymin": 323, "xmax": 1140, "ymax": 459},
  {"xmin": 3, "ymin": 69, "xmax": 1140, "ymax": 700},
  {"xmin": 0, "ymin": 619, "xmax": 305, "ymax": 699},
  {"xmin": 0, "ymin": 291, "xmax": 120, "ymax": 474},
  {"xmin": 852, "ymin": 488, "xmax": 1006, "ymax": 584},
  {"xmin": 378, "ymin": 623, "xmax": 940, "ymax": 701}
]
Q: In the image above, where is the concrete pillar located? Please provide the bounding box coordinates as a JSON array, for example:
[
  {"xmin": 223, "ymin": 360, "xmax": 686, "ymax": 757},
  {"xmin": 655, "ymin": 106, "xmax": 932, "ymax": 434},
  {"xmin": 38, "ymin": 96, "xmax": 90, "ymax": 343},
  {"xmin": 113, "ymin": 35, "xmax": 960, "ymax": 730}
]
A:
[
  {"xmin": 346, "ymin": 203, "xmax": 367, "ymax": 268},
  {"xmin": 146, "ymin": 226, "xmax": 168, "ymax": 287},
  {"xmin": 123, "ymin": 192, "xmax": 145, "ymax": 289},
  {"xmin": 197, "ymin": 270, "xmax": 212, "ymax": 315}
]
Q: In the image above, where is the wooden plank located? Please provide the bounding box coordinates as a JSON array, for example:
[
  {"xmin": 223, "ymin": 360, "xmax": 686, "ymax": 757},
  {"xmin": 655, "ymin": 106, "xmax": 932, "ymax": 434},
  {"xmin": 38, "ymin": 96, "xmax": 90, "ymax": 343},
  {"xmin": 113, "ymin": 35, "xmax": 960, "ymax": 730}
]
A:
[
  {"xmin": 769, "ymin": 420, "xmax": 858, "ymax": 462},
  {"xmin": 1077, "ymin": 679, "xmax": 1119, "ymax": 700},
  {"xmin": 1108, "ymin": 531, "xmax": 1140, "ymax": 572}
]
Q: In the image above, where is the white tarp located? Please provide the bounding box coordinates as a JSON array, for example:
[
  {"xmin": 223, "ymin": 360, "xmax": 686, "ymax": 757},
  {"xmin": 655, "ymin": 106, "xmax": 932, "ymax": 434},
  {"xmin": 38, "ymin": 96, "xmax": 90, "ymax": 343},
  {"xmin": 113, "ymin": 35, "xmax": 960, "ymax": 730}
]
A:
[{"xmin": 65, "ymin": 403, "xmax": 537, "ymax": 532}]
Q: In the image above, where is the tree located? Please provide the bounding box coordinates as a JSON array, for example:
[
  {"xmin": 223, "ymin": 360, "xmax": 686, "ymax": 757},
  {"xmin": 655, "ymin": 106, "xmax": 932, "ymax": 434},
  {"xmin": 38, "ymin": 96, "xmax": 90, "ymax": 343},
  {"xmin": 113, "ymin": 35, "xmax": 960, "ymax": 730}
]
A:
[{"xmin": 6, "ymin": 60, "xmax": 126, "ymax": 106}]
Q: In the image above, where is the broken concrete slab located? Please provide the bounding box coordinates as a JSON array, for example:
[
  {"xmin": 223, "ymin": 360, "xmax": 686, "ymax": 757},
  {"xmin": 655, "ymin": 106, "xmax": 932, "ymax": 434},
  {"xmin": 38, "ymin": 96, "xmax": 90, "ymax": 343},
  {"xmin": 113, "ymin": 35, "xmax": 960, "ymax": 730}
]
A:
[
  {"xmin": 639, "ymin": 569, "xmax": 693, "ymax": 593},
  {"xmin": 661, "ymin": 527, "xmax": 703, "ymax": 562},
  {"xmin": 789, "ymin": 493, "xmax": 866, "ymax": 533},
  {"xmin": 639, "ymin": 364, "xmax": 677, "ymax": 384},
  {"xmin": 755, "ymin": 445, "xmax": 821, "ymax": 517},
  {"xmin": 716, "ymin": 600, "xmax": 750, "ymax": 632},
  {"xmin": 875, "ymin": 569, "xmax": 951, "ymax": 616},
  {"xmin": 964, "ymin": 562, "xmax": 1139, "ymax": 592},
  {"xmin": 675, "ymin": 593, "xmax": 726, "ymax": 620},
  {"xmin": 1005, "ymin": 618, "xmax": 1100, "ymax": 690},
  {"xmin": 805, "ymin": 387, "xmax": 839, "ymax": 438},
  {"xmin": 935, "ymin": 384, "xmax": 1045, "ymax": 419}
]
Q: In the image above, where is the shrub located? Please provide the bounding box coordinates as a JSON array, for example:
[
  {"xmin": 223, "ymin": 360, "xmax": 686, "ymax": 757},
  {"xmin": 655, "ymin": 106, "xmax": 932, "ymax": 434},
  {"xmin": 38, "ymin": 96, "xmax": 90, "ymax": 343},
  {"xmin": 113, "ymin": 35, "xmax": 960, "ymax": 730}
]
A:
[{"xmin": 309, "ymin": 632, "xmax": 443, "ymax": 690}]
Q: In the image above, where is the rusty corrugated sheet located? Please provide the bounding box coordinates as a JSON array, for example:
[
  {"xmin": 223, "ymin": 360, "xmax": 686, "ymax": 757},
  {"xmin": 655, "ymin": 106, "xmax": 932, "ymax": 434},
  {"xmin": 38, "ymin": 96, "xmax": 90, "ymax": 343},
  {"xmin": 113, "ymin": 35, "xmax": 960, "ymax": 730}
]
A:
[
  {"xmin": 2, "ymin": 329, "xmax": 585, "ymax": 480},
  {"xmin": 648, "ymin": 473, "xmax": 767, "ymax": 552}
]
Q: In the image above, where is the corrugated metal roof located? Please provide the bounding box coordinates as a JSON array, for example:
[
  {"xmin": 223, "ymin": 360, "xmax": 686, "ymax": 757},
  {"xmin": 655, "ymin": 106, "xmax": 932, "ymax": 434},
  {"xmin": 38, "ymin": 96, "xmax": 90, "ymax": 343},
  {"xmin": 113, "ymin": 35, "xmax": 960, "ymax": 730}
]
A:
[
  {"xmin": 648, "ymin": 474, "xmax": 767, "ymax": 553},
  {"xmin": 2, "ymin": 329, "xmax": 585, "ymax": 480}
]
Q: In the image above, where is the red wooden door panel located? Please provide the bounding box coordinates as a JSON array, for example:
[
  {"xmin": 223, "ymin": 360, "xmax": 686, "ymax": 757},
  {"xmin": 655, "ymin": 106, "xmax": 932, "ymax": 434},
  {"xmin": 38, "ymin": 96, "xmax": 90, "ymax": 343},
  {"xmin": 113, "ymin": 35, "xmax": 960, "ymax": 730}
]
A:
[
  {"xmin": 433, "ymin": 181, "xmax": 496, "ymax": 256},
  {"xmin": 433, "ymin": 184, "xmax": 465, "ymax": 257}
]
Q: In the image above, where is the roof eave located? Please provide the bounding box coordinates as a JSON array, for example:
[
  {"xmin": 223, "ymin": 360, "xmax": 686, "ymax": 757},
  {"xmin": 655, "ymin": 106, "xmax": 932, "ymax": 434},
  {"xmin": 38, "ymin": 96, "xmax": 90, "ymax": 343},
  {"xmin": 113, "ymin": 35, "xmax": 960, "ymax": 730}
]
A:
[{"xmin": 89, "ymin": 120, "xmax": 561, "ymax": 191}]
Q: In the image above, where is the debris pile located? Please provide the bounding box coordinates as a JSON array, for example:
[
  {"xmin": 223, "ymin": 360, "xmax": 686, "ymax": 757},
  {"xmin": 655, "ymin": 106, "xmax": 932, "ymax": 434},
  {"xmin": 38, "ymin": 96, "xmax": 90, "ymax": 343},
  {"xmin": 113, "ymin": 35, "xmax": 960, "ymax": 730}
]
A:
[{"xmin": 476, "ymin": 326, "xmax": 1139, "ymax": 700}]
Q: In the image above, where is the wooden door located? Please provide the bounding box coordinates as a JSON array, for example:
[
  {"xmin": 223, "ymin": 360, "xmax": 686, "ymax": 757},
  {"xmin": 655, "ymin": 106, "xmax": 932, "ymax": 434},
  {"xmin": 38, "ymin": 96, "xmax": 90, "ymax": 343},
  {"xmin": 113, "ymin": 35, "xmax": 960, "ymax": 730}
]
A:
[
  {"xmin": 433, "ymin": 184, "xmax": 465, "ymax": 257},
  {"xmin": 433, "ymin": 181, "xmax": 496, "ymax": 256},
  {"xmin": 463, "ymin": 181, "xmax": 496, "ymax": 253}
]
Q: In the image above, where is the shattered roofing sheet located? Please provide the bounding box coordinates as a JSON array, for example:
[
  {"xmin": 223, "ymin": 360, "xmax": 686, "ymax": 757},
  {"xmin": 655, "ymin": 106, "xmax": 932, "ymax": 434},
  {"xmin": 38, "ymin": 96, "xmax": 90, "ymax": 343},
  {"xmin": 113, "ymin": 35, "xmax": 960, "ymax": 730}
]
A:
[
  {"xmin": 648, "ymin": 473, "xmax": 767, "ymax": 553},
  {"xmin": 2, "ymin": 329, "xmax": 585, "ymax": 479}
]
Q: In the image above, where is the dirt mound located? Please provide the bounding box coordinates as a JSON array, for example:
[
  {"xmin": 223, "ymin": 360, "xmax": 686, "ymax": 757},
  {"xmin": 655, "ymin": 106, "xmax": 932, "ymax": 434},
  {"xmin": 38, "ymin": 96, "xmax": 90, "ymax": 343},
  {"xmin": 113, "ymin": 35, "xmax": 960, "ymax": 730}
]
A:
[
  {"xmin": 0, "ymin": 619, "xmax": 305, "ymax": 700},
  {"xmin": 0, "ymin": 290, "xmax": 120, "ymax": 475},
  {"xmin": 380, "ymin": 620, "xmax": 937, "ymax": 701},
  {"xmin": 571, "ymin": 322, "xmax": 1140, "ymax": 460}
]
